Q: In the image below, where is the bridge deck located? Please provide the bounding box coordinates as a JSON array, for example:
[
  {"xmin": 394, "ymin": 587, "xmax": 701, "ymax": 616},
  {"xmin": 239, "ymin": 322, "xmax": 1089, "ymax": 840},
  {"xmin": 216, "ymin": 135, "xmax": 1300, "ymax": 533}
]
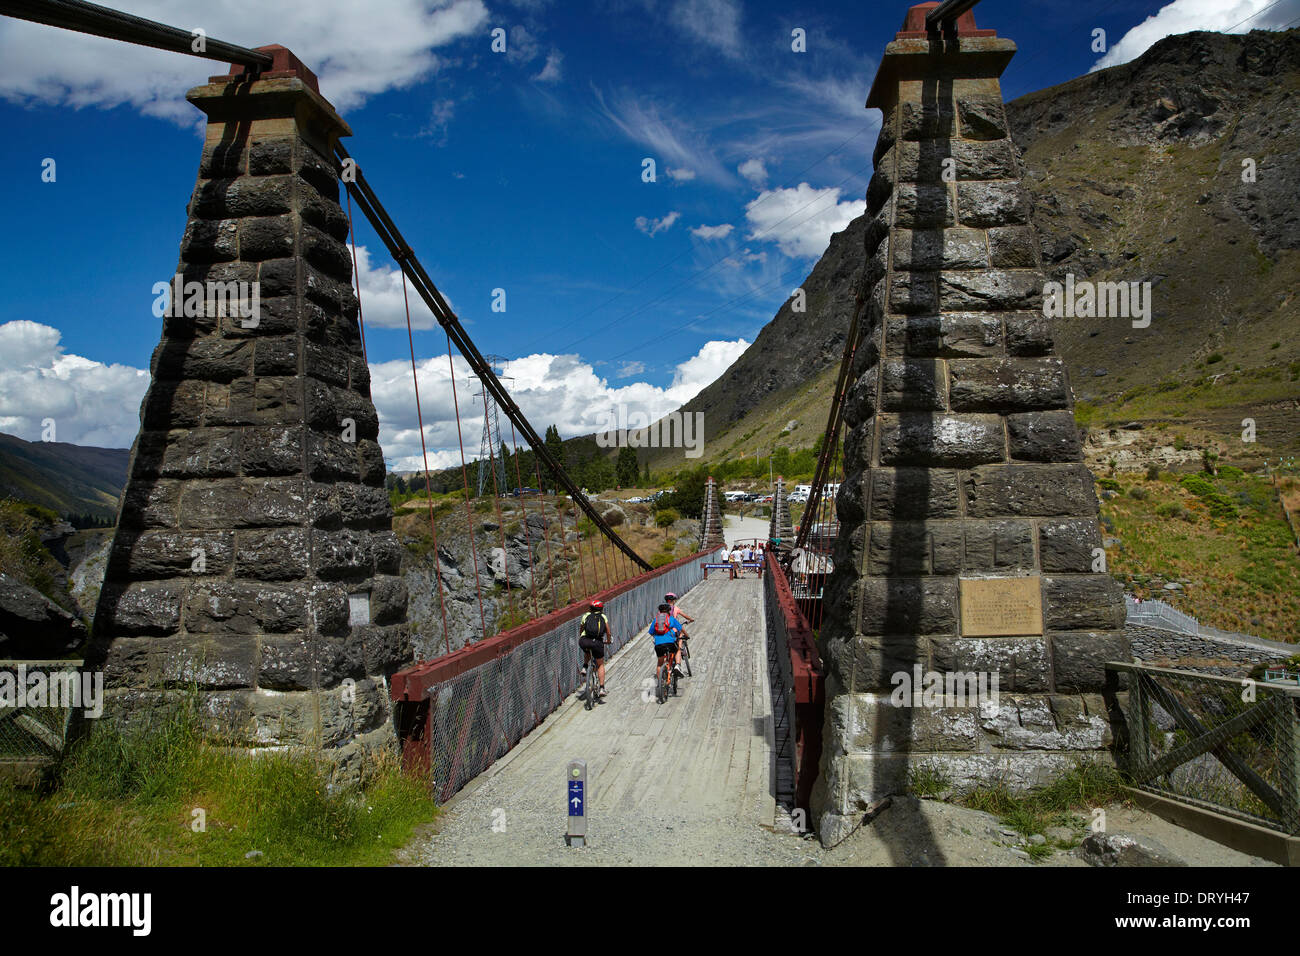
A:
[{"xmin": 409, "ymin": 573, "xmax": 796, "ymax": 865}]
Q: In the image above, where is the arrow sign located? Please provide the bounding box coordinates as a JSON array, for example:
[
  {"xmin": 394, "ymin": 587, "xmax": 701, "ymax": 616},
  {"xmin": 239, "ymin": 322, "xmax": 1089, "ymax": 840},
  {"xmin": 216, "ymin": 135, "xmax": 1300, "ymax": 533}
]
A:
[{"xmin": 568, "ymin": 780, "xmax": 584, "ymax": 816}]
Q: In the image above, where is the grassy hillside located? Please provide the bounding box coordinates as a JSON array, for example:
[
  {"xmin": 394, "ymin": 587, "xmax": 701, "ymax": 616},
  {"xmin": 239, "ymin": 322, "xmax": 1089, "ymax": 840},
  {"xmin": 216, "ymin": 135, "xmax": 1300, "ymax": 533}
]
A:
[
  {"xmin": 0, "ymin": 432, "xmax": 128, "ymax": 521},
  {"xmin": 1099, "ymin": 468, "xmax": 1299, "ymax": 642}
]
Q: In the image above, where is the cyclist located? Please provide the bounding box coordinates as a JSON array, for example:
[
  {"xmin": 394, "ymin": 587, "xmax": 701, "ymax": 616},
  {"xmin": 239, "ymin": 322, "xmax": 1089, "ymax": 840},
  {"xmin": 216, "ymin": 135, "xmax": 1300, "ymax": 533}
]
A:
[
  {"xmin": 664, "ymin": 592, "xmax": 694, "ymax": 625},
  {"xmin": 665, "ymin": 592, "xmax": 693, "ymax": 667},
  {"xmin": 578, "ymin": 600, "xmax": 612, "ymax": 698},
  {"xmin": 648, "ymin": 602, "xmax": 686, "ymax": 686}
]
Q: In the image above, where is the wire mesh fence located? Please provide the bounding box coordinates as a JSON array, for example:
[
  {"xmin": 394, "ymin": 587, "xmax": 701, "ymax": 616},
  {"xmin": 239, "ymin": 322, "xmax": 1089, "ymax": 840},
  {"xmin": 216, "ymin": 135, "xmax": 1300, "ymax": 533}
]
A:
[
  {"xmin": 763, "ymin": 551, "xmax": 824, "ymax": 812},
  {"xmin": 408, "ymin": 550, "xmax": 723, "ymax": 804},
  {"xmin": 0, "ymin": 660, "xmax": 85, "ymax": 770},
  {"xmin": 1125, "ymin": 595, "xmax": 1202, "ymax": 635},
  {"xmin": 1109, "ymin": 662, "xmax": 1300, "ymax": 835}
]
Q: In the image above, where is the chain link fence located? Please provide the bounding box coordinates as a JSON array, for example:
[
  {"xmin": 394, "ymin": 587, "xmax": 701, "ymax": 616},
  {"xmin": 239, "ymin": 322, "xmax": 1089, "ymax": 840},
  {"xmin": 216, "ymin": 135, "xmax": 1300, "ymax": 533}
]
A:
[
  {"xmin": 1109, "ymin": 662, "xmax": 1300, "ymax": 835},
  {"xmin": 399, "ymin": 550, "xmax": 723, "ymax": 804},
  {"xmin": 0, "ymin": 660, "xmax": 85, "ymax": 778}
]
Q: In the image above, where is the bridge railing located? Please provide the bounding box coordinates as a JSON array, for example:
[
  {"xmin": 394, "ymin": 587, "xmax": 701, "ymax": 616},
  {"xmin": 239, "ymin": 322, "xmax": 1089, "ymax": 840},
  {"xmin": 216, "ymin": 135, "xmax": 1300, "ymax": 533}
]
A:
[
  {"xmin": 1107, "ymin": 662, "xmax": 1300, "ymax": 835},
  {"xmin": 763, "ymin": 550, "xmax": 825, "ymax": 813},
  {"xmin": 390, "ymin": 547, "xmax": 724, "ymax": 803}
]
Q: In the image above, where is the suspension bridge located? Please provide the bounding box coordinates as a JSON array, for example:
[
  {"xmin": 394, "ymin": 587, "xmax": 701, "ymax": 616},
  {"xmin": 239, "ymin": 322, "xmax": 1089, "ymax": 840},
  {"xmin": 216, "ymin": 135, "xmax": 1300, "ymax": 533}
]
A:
[{"xmin": 5, "ymin": 0, "xmax": 1298, "ymax": 863}]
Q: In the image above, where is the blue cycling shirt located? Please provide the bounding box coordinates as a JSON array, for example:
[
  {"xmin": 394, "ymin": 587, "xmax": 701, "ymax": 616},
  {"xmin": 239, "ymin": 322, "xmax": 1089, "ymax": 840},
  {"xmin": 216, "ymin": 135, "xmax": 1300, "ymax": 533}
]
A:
[{"xmin": 649, "ymin": 613, "xmax": 682, "ymax": 645}]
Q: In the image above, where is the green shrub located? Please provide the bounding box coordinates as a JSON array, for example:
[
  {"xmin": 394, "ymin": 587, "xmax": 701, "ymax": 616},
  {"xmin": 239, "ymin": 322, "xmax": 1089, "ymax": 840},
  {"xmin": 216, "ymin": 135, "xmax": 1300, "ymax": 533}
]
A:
[
  {"xmin": 1218, "ymin": 465, "xmax": 1245, "ymax": 480},
  {"xmin": 1145, "ymin": 464, "xmax": 1161, "ymax": 481},
  {"xmin": 1097, "ymin": 478, "xmax": 1121, "ymax": 492},
  {"xmin": 1206, "ymin": 353, "xmax": 1224, "ymax": 364},
  {"xmin": 602, "ymin": 509, "xmax": 624, "ymax": 527},
  {"xmin": 1128, "ymin": 486, "xmax": 1148, "ymax": 501}
]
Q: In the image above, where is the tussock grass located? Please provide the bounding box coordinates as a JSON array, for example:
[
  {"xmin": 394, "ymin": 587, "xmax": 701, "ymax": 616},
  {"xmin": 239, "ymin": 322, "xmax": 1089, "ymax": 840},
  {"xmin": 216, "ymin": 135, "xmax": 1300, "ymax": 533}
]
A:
[
  {"xmin": 0, "ymin": 699, "xmax": 435, "ymax": 867},
  {"xmin": 960, "ymin": 761, "xmax": 1128, "ymax": 849}
]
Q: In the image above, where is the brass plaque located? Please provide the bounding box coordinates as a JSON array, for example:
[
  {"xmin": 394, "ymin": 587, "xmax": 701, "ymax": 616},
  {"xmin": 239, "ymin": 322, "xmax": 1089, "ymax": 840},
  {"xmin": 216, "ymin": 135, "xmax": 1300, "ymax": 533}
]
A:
[{"xmin": 959, "ymin": 577, "xmax": 1043, "ymax": 637}]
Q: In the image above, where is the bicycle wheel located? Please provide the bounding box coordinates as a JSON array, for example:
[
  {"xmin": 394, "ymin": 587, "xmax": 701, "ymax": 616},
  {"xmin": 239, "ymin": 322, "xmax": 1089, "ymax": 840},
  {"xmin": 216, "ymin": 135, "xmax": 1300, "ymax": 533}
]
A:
[
  {"xmin": 656, "ymin": 662, "xmax": 667, "ymax": 704},
  {"xmin": 582, "ymin": 662, "xmax": 593, "ymax": 710},
  {"xmin": 681, "ymin": 641, "xmax": 691, "ymax": 677},
  {"xmin": 670, "ymin": 658, "xmax": 678, "ymax": 696}
]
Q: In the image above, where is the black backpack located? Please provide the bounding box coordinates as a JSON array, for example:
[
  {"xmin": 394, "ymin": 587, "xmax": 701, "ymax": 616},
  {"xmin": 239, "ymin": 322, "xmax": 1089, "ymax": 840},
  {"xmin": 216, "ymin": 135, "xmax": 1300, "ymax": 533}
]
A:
[{"xmin": 582, "ymin": 612, "xmax": 606, "ymax": 639}]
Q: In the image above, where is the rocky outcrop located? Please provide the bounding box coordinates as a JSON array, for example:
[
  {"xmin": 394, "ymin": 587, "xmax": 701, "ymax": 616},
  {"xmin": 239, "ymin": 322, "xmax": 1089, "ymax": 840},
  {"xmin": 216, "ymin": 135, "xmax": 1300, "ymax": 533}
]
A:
[{"xmin": 0, "ymin": 573, "xmax": 85, "ymax": 658}]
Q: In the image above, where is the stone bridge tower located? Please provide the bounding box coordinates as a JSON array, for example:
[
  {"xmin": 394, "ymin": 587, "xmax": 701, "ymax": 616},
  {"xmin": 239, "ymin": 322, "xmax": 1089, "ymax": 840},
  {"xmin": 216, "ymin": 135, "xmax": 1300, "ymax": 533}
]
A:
[
  {"xmin": 812, "ymin": 5, "xmax": 1128, "ymax": 845},
  {"xmin": 90, "ymin": 48, "xmax": 409, "ymax": 772}
]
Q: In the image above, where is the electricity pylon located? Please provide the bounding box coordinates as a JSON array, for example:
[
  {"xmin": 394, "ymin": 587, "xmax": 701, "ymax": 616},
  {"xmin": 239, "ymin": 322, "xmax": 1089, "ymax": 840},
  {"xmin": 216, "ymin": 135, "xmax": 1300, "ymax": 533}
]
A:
[{"xmin": 474, "ymin": 355, "xmax": 512, "ymax": 497}]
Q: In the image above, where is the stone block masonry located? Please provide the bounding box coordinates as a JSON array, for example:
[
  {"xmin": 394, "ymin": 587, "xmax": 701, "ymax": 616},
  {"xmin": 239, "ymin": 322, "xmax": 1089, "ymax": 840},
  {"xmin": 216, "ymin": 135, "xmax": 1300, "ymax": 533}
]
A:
[
  {"xmin": 811, "ymin": 7, "xmax": 1128, "ymax": 846},
  {"xmin": 89, "ymin": 52, "xmax": 409, "ymax": 776}
]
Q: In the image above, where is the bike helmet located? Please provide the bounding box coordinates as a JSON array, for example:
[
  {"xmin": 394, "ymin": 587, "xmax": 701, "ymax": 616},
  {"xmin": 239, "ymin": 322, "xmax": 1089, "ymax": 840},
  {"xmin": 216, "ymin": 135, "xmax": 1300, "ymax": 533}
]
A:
[
  {"xmin": 590, "ymin": 600, "xmax": 604, "ymax": 610},
  {"xmin": 665, "ymin": 592, "xmax": 678, "ymax": 601}
]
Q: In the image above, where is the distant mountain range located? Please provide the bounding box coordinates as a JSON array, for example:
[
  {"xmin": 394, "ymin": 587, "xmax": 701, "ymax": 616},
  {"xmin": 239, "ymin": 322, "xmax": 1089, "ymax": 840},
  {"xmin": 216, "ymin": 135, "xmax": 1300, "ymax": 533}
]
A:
[
  {"xmin": 644, "ymin": 27, "xmax": 1300, "ymax": 471},
  {"xmin": 0, "ymin": 432, "xmax": 128, "ymax": 520}
]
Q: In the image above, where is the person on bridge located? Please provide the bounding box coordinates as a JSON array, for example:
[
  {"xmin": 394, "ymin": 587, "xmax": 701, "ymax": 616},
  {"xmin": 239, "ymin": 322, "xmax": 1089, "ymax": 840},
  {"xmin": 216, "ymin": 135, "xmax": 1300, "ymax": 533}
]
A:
[
  {"xmin": 649, "ymin": 603, "xmax": 686, "ymax": 681},
  {"xmin": 664, "ymin": 592, "xmax": 693, "ymax": 626},
  {"xmin": 743, "ymin": 543, "xmax": 755, "ymax": 573},
  {"xmin": 578, "ymin": 600, "xmax": 613, "ymax": 698},
  {"xmin": 665, "ymin": 591, "xmax": 693, "ymax": 661}
]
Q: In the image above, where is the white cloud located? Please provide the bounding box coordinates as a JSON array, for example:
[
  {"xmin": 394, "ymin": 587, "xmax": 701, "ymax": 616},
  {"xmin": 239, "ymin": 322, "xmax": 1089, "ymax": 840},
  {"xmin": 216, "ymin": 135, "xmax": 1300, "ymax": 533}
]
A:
[
  {"xmin": 534, "ymin": 49, "xmax": 563, "ymax": 82},
  {"xmin": 666, "ymin": 166, "xmax": 697, "ymax": 182},
  {"xmin": 668, "ymin": 0, "xmax": 743, "ymax": 57},
  {"xmin": 351, "ymin": 245, "xmax": 440, "ymax": 330},
  {"xmin": 744, "ymin": 183, "xmax": 865, "ymax": 259},
  {"xmin": 1091, "ymin": 0, "xmax": 1300, "ymax": 71},
  {"xmin": 593, "ymin": 87, "xmax": 733, "ymax": 185},
  {"xmin": 0, "ymin": 318, "xmax": 751, "ymax": 474},
  {"xmin": 0, "ymin": 321, "xmax": 148, "ymax": 448},
  {"xmin": 690, "ymin": 223, "xmax": 734, "ymax": 240},
  {"xmin": 635, "ymin": 211, "xmax": 681, "ymax": 236},
  {"xmin": 371, "ymin": 338, "xmax": 750, "ymax": 470},
  {"xmin": 506, "ymin": 24, "xmax": 542, "ymax": 64},
  {"xmin": 0, "ymin": 0, "xmax": 489, "ymax": 124},
  {"xmin": 737, "ymin": 158, "xmax": 767, "ymax": 186},
  {"xmin": 420, "ymin": 98, "xmax": 457, "ymax": 145}
]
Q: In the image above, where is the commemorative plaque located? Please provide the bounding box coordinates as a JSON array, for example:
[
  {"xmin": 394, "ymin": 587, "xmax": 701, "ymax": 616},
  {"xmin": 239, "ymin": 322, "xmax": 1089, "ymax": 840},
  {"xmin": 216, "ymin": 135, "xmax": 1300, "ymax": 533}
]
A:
[{"xmin": 959, "ymin": 577, "xmax": 1044, "ymax": 637}]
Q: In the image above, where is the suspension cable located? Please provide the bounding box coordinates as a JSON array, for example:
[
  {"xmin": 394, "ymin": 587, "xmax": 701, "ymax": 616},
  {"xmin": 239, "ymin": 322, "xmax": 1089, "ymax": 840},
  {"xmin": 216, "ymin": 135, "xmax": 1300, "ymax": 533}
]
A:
[
  {"xmin": 0, "ymin": 0, "xmax": 274, "ymax": 67},
  {"xmin": 333, "ymin": 141, "xmax": 649, "ymax": 571},
  {"xmin": 445, "ymin": 329, "xmax": 489, "ymax": 642},
  {"xmin": 399, "ymin": 269, "xmax": 450, "ymax": 656}
]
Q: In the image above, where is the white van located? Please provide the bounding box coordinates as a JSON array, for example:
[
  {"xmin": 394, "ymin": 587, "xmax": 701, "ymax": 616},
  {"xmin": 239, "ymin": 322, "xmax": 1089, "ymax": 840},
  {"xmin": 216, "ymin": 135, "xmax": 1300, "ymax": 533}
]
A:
[{"xmin": 724, "ymin": 490, "xmax": 749, "ymax": 502}]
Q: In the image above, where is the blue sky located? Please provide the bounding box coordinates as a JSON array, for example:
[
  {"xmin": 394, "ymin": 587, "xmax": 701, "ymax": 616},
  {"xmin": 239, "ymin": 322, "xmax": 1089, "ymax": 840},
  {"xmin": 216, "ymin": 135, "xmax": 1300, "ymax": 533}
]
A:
[{"xmin": 1, "ymin": 0, "xmax": 1296, "ymax": 469}]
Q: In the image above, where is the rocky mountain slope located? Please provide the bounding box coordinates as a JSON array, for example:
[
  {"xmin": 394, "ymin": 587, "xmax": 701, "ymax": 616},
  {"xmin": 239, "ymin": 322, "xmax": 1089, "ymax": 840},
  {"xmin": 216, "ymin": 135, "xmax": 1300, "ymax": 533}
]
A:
[{"xmin": 648, "ymin": 27, "xmax": 1300, "ymax": 473}]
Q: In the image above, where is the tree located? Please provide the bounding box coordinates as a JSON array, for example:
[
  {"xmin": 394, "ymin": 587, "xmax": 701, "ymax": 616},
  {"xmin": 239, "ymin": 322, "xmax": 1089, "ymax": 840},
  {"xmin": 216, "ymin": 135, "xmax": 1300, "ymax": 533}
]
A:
[
  {"xmin": 543, "ymin": 424, "xmax": 566, "ymax": 492},
  {"xmin": 665, "ymin": 465, "xmax": 708, "ymax": 519},
  {"xmin": 616, "ymin": 447, "xmax": 639, "ymax": 488},
  {"xmin": 655, "ymin": 508, "xmax": 679, "ymax": 537},
  {"xmin": 643, "ymin": 461, "xmax": 651, "ymax": 484}
]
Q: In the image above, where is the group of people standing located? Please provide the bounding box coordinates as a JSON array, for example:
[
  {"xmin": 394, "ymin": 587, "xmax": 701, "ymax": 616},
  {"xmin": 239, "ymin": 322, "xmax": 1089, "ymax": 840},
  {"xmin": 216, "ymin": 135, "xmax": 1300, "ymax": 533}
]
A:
[{"xmin": 726, "ymin": 541, "xmax": 764, "ymax": 579}]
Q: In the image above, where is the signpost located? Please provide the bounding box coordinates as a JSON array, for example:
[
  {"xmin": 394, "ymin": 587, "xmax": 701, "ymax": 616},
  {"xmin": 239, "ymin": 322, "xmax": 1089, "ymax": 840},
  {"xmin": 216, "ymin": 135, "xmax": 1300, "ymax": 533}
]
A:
[{"xmin": 566, "ymin": 759, "xmax": 588, "ymax": 847}]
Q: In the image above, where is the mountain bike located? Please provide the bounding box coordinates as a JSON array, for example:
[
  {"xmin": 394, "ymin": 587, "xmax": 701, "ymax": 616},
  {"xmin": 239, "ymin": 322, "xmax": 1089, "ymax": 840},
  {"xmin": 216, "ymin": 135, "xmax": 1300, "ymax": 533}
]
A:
[
  {"xmin": 580, "ymin": 654, "xmax": 600, "ymax": 710},
  {"xmin": 654, "ymin": 645, "xmax": 678, "ymax": 703}
]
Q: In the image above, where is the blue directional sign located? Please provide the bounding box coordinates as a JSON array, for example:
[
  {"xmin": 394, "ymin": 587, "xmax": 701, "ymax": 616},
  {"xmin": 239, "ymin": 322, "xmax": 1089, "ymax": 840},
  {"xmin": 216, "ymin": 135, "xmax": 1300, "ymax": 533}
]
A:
[{"xmin": 568, "ymin": 780, "xmax": 584, "ymax": 816}]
